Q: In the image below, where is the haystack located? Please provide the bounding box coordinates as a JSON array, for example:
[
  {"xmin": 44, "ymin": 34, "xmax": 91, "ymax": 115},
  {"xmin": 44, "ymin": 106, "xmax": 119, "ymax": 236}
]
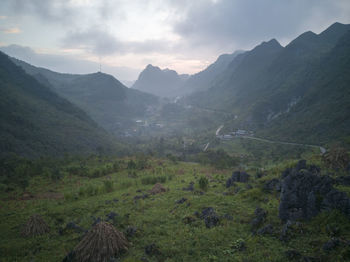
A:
[
  {"xmin": 150, "ymin": 183, "xmax": 166, "ymax": 195},
  {"xmin": 74, "ymin": 222, "xmax": 128, "ymax": 262},
  {"xmin": 22, "ymin": 214, "xmax": 50, "ymax": 237}
]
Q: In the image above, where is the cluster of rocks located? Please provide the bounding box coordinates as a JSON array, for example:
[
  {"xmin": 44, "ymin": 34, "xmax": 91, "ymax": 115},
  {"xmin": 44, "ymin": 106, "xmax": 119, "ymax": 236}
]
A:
[
  {"xmin": 197, "ymin": 207, "xmax": 220, "ymax": 228},
  {"xmin": 104, "ymin": 198, "xmax": 119, "ymax": 205},
  {"xmin": 279, "ymin": 160, "xmax": 350, "ymax": 222},
  {"xmin": 263, "ymin": 178, "xmax": 281, "ymax": 193},
  {"xmin": 144, "ymin": 243, "xmax": 161, "ymax": 257},
  {"xmin": 250, "ymin": 207, "xmax": 267, "ymax": 234},
  {"xmin": 175, "ymin": 197, "xmax": 187, "ymax": 204},
  {"xmin": 60, "ymin": 221, "xmax": 85, "ymax": 235},
  {"xmin": 182, "ymin": 182, "xmax": 194, "ymax": 191},
  {"xmin": 226, "ymin": 171, "xmax": 250, "ymax": 188},
  {"xmin": 134, "ymin": 193, "xmax": 149, "ymax": 201},
  {"xmin": 125, "ymin": 226, "xmax": 137, "ymax": 238}
]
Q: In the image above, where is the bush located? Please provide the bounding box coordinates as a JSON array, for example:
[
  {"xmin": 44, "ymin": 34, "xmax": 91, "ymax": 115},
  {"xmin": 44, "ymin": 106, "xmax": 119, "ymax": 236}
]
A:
[
  {"xmin": 103, "ymin": 180, "xmax": 114, "ymax": 193},
  {"xmin": 85, "ymin": 184, "xmax": 99, "ymax": 196},
  {"xmin": 199, "ymin": 176, "xmax": 209, "ymax": 191},
  {"xmin": 64, "ymin": 192, "xmax": 75, "ymax": 201},
  {"xmin": 141, "ymin": 175, "xmax": 167, "ymax": 185},
  {"xmin": 136, "ymin": 154, "xmax": 149, "ymax": 170},
  {"xmin": 50, "ymin": 168, "xmax": 63, "ymax": 181},
  {"xmin": 127, "ymin": 160, "xmax": 137, "ymax": 170},
  {"xmin": 197, "ymin": 149, "xmax": 238, "ymax": 169}
]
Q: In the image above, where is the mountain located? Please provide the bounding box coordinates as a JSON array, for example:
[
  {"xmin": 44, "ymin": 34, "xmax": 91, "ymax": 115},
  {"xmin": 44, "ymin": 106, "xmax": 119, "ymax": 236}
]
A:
[
  {"xmin": 259, "ymin": 28, "xmax": 350, "ymax": 144},
  {"xmin": 132, "ymin": 64, "xmax": 189, "ymax": 98},
  {"xmin": 10, "ymin": 58, "xmax": 158, "ymax": 135},
  {"xmin": 181, "ymin": 50, "xmax": 244, "ymax": 94},
  {"xmin": 187, "ymin": 38, "xmax": 283, "ymax": 111},
  {"xmin": 187, "ymin": 22, "xmax": 350, "ymax": 144},
  {"xmin": 0, "ymin": 51, "xmax": 120, "ymax": 158}
]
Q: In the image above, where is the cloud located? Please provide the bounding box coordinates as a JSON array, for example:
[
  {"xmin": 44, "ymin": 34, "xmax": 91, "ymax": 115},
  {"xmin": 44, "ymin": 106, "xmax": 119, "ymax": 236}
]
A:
[
  {"xmin": 62, "ymin": 27, "xmax": 121, "ymax": 56},
  {"xmin": 1, "ymin": 27, "xmax": 21, "ymax": 34},
  {"xmin": 173, "ymin": 0, "xmax": 350, "ymax": 49},
  {"xmin": 1, "ymin": 0, "xmax": 349, "ymax": 75},
  {"xmin": 62, "ymin": 27, "xmax": 174, "ymax": 56},
  {"xmin": 2, "ymin": 0, "xmax": 79, "ymax": 25},
  {"xmin": 0, "ymin": 44, "xmax": 139, "ymax": 81},
  {"xmin": 0, "ymin": 15, "xmax": 7, "ymax": 19}
]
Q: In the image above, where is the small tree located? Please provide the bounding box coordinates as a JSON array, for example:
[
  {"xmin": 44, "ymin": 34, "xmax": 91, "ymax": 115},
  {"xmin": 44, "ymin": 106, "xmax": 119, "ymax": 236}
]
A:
[
  {"xmin": 199, "ymin": 176, "xmax": 209, "ymax": 191},
  {"xmin": 103, "ymin": 180, "xmax": 114, "ymax": 193}
]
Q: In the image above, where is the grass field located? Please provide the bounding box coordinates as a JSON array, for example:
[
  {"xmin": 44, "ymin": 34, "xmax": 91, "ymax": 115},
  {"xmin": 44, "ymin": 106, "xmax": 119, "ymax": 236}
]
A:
[{"xmin": 1, "ymin": 156, "xmax": 350, "ymax": 261}]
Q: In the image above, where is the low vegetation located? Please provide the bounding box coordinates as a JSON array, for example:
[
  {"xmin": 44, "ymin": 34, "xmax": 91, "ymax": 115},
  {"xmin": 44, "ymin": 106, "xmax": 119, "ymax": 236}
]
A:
[{"xmin": 1, "ymin": 152, "xmax": 350, "ymax": 261}]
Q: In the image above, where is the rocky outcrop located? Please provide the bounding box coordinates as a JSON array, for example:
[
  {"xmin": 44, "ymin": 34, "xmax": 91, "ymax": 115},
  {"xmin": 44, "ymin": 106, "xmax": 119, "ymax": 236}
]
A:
[
  {"xmin": 251, "ymin": 207, "xmax": 267, "ymax": 233},
  {"xmin": 279, "ymin": 160, "xmax": 350, "ymax": 222},
  {"xmin": 226, "ymin": 171, "xmax": 250, "ymax": 187},
  {"xmin": 263, "ymin": 178, "xmax": 281, "ymax": 192},
  {"xmin": 199, "ymin": 207, "xmax": 220, "ymax": 228}
]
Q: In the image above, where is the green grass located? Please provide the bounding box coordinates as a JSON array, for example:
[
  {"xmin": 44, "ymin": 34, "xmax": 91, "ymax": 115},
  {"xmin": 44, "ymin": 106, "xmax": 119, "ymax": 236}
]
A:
[{"xmin": 1, "ymin": 156, "xmax": 350, "ymax": 261}]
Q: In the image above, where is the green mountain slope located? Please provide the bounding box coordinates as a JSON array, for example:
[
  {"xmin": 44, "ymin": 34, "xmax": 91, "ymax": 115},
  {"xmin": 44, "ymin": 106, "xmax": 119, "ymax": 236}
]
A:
[
  {"xmin": 187, "ymin": 22, "xmax": 350, "ymax": 144},
  {"xmin": 0, "ymin": 51, "xmax": 120, "ymax": 157},
  {"xmin": 259, "ymin": 29, "xmax": 350, "ymax": 144},
  {"xmin": 11, "ymin": 59, "xmax": 158, "ymax": 135},
  {"xmin": 180, "ymin": 50, "xmax": 244, "ymax": 94}
]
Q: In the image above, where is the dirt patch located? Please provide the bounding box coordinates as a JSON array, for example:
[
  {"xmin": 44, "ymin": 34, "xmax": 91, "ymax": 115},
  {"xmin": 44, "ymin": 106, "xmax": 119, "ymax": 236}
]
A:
[
  {"xmin": 150, "ymin": 183, "xmax": 167, "ymax": 195},
  {"xmin": 36, "ymin": 192, "xmax": 64, "ymax": 200}
]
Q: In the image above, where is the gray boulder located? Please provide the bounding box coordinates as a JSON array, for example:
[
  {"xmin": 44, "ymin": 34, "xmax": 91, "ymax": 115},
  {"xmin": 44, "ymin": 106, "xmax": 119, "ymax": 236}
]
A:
[
  {"xmin": 226, "ymin": 171, "xmax": 250, "ymax": 187},
  {"xmin": 279, "ymin": 160, "xmax": 350, "ymax": 222}
]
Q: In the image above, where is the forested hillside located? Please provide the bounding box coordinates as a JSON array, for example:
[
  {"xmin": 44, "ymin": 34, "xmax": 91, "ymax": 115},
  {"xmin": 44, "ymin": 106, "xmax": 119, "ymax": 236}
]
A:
[
  {"xmin": 12, "ymin": 59, "xmax": 158, "ymax": 135},
  {"xmin": 187, "ymin": 22, "xmax": 350, "ymax": 144},
  {"xmin": 0, "ymin": 51, "xmax": 120, "ymax": 157}
]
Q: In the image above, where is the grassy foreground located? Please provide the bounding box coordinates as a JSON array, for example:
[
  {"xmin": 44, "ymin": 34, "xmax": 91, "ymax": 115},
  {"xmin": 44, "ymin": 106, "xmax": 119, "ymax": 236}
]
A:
[{"xmin": 1, "ymin": 156, "xmax": 350, "ymax": 262}]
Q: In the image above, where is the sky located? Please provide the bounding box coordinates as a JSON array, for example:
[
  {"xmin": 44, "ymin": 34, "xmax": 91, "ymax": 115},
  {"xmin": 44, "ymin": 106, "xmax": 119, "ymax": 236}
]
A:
[{"xmin": 0, "ymin": 0, "xmax": 350, "ymax": 83}]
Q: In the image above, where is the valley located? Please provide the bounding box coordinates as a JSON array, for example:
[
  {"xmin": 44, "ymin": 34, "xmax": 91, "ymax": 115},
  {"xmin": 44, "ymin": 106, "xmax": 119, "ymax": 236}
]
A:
[{"xmin": 0, "ymin": 7, "xmax": 349, "ymax": 261}]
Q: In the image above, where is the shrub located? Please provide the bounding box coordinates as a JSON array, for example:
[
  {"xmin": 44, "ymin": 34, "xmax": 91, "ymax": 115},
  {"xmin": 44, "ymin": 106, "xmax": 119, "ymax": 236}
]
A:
[
  {"xmin": 127, "ymin": 160, "xmax": 137, "ymax": 170},
  {"xmin": 199, "ymin": 176, "xmax": 209, "ymax": 191},
  {"xmin": 103, "ymin": 180, "xmax": 114, "ymax": 193},
  {"xmin": 50, "ymin": 168, "xmax": 63, "ymax": 181},
  {"xmin": 136, "ymin": 154, "xmax": 149, "ymax": 170},
  {"xmin": 85, "ymin": 184, "xmax": 99, "ymax": 196},
  {"xmin": 64, "ymin": 192, "xmax": 75, "ymax": 201},
  {"xmin": 78, "ymin": 187, "xmax": 86, "ymax": 197},
  {"xmin": 141, "ymin": 175, "xmax": 167, "ymax": 185}
]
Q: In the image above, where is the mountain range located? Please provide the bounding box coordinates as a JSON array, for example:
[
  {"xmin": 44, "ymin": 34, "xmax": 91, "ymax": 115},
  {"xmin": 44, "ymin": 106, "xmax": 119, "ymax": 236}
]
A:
[
  {"xmin": 1, "ymin": 21, "xmax": 349, "ymax": 158},
  {"xmin": 11, "ymin": 59, "xmax": 158, "ymax": 135},
  {"xmin": 132, "ymin": 51, "xmax": 244, "ymax": 98},
  {"xmin": 187, "ymin": 22, "xmax": 350, "ymax": 144},
  {"xmin": 0, "ymin": 51, "xmax": 121, "ymax": 157}
]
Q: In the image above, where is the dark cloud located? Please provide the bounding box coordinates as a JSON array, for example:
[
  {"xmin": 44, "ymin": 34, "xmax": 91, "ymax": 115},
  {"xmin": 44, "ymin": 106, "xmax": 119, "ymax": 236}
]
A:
[
  {"xmin": 174, "ymin": 0, "xmax": 350, "ymax": 49},
  {"xmin": 2, "ymin": 0, "xmax": 75, "ymax": 25}
]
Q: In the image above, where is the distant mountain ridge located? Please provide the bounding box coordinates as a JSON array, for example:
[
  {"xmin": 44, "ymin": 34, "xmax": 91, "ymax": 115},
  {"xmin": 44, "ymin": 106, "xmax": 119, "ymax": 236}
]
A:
[
  {"xmin": 132, "ymin": 64, "xmax": 189, "ymax": 97},
  {"xmin": 10, "ymin": 58, "xmax": 158, "ymax": 135},
  {"xmin": 132, "ymin": 51, "xmax": 245, "ymax": 98},
  {"xmin": 187, "ymin": 22, "xmax": 350, "ymax": 144},
  {"xmin": 0, "ymin": 51, "xmax": 120, "ymax": 157},
  {"xmin": 180, "ymin": 50, "xmax": 245, "ymax": 95}
]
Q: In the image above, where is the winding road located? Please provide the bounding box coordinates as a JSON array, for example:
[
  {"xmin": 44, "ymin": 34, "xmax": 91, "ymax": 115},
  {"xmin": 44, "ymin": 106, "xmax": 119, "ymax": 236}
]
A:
[{"xmin": 211, "ymin": 124, "xmax": 326, "ymax": 154}]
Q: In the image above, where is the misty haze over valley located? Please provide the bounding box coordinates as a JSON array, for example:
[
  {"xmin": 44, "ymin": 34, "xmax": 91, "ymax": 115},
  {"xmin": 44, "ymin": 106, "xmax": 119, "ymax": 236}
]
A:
[{"xmin": 0, "ymin": 1, "xmax": 350, "ymax": 261}]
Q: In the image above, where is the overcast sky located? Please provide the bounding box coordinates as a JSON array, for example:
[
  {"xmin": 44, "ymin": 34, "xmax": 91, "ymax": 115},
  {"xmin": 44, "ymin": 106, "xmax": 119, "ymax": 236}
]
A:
[{"xmin": 0, "ymin": 0, "xmax": 349, "ymax": 82}]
